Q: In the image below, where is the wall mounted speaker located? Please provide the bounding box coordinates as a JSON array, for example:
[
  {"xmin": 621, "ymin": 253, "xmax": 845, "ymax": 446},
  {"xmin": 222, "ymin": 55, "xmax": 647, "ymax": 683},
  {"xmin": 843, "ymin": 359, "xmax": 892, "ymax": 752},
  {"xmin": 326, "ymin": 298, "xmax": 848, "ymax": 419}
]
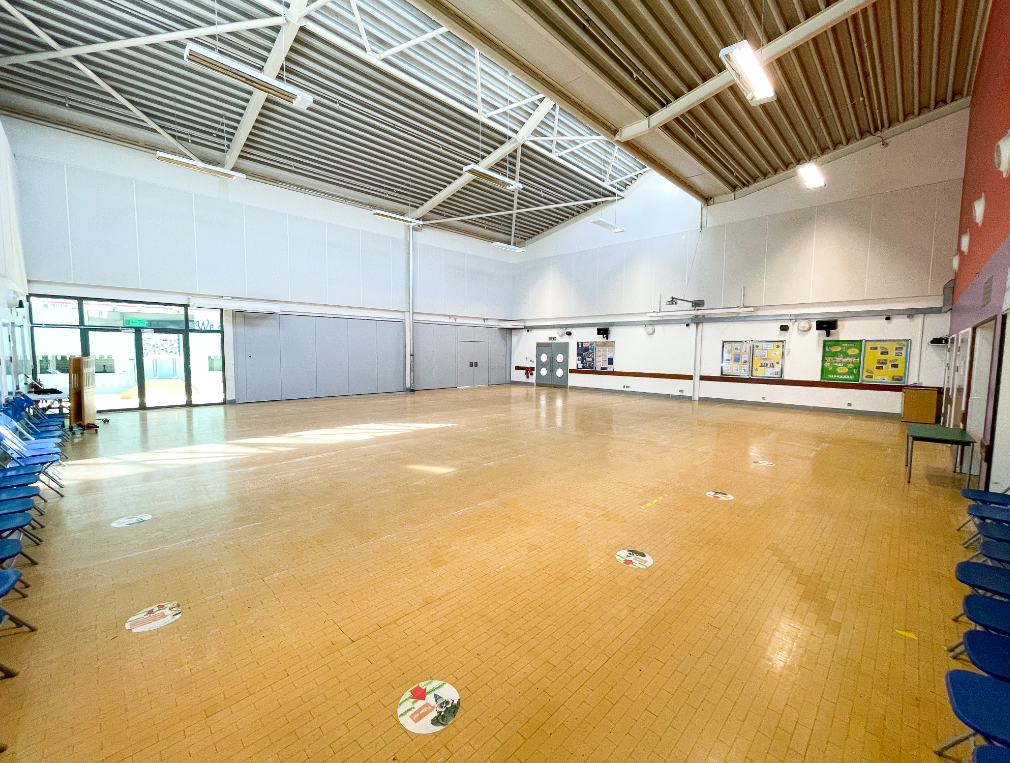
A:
[{"xmin": 815, "ymin": 319, "xmax": 838, "ymax": 337}]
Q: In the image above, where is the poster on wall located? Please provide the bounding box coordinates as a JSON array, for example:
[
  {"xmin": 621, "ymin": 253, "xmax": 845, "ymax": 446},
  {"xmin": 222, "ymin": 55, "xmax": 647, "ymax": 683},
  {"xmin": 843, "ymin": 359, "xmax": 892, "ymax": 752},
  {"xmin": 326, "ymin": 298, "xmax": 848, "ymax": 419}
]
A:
[
  {"xmin": 594, "ymin": 341, "xmax": 615, "ymax": 371},
  {"xmin": 720, "ymin": 341, "xmax": 752, "ymax": 377},
  {"xmin": 750, "ymin": 341, "xmax": 785, "ymax": 378},
  {"xmin": 577, "ymin": 342, "xmax": 595, "ymax": 369},
  {"xmin": 862, "ymin": 340, "xmax": 909, "ymax": 384},
  {"xmin": 821, "ymin": 340, "xmax": 863, "ymax": 382}
]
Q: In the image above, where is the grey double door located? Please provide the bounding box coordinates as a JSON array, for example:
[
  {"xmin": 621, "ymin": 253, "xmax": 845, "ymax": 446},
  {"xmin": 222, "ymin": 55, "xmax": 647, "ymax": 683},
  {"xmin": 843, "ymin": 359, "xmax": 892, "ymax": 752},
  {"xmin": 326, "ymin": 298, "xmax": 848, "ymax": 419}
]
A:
[
  {"xmin": 535, "ymin": 342, "xmax": 569, "ymax": 387},
  {"xmin": 457, "ymin": 340, "xmax": 488, "ymax": 388}
]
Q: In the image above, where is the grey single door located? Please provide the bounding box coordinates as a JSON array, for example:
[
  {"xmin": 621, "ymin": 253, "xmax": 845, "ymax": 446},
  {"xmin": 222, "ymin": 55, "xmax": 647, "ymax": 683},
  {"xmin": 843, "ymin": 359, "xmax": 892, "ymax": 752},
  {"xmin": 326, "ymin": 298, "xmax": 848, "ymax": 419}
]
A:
[
  {"xmin": 347, "ymin": 319, "xmax": 378, "ymax": 395},
  {"xmin": 551, "ymin": 342, "xmax": 569, "ymax": 387},
  {"xmin": 243, "ymin": 313, "xmax": 281, "ymax": 402},
  {"xmin": 471, "ymin": 341, "xmax": 488, "ymax": 386},
  {"xmin": 280, "ymin": 314, "xmax": 317, "ymax": 400},
  {"xmin": 535, "ymin": 342, "xmax": 552, "ymax": 386},
  {"xmin": 457, "ymin": 343, "xmax": 474, "ymax": 387},
  {"xmin": 315, "ymin": 316, "xmax": 349, "ymax": 397},
  {"xmin": 376, "ymin": 320, "xmax": 405, "ymax": 393}
]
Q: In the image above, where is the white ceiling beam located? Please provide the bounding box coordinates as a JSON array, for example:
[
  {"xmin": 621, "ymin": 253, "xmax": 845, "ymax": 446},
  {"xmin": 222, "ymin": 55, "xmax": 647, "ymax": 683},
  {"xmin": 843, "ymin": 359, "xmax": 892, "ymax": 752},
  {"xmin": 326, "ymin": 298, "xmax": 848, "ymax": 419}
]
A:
[
  {"xmin": 0, "ymin": 16, "xmax": 285, "ymax": 67},
  {"xmin": 348, "ymin": 0, "xmax": 371, "ymax": 53},
  {"xmin": 484, "ymin": 93, "xmax": 543, "ymax": 116},
  {"xmin": 378, "ymin": 27, "xmax": 448, "ymax": 60},
  {"xmin": 0, "ymin": 0, "xmax": 198, "ymax": 160},
  {"xmin": 224, "ymin": 0, "xmax": 308, "ymax": 170},
  {"xmin": 427, "ymin": 195, "xmax": 619, "ymax": 224},
  {"xmin": 615, "ymin": 0, "xmax": 880, "ymax": 141},
  {"xmin": 415, "ymin": 97, "xmax": 554, "ymax": 217}
]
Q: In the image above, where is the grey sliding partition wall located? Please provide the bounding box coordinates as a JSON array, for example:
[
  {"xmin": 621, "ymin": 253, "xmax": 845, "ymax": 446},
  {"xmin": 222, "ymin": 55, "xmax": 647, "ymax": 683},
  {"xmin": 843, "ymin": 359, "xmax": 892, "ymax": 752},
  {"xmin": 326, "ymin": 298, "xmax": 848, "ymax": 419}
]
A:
[
  {"xmin": 413, "ymin": 322, "xmax": 511, "ymax": 390},
  {"xmin": 232, "ymin": 312, "xmax": 406, "ymax": 403}
]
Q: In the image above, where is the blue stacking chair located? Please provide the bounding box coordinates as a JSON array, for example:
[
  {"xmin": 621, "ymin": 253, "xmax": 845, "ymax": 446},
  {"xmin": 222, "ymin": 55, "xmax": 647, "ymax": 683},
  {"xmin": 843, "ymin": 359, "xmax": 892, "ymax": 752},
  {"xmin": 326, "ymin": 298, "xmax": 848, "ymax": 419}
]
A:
[
  {"xmin": 979, "ymin": 522, "xmax": 1010, "ymax": 545},
  {"xmin": 963, "ymin": 504, "xmax": 1010, "ymax": 546},
  {"xmin": 974, "ymin": 746, "xmax": 1010, "ymax": 763},
  {"xmin": 953, "ymin": 562, "xmax": 1010, "ymax": 623},
  {"xmin": 935, "ymin": 670, "xmax": 1010, "ymax": 756},
  {"xmin": 970, "ymin": 539, "xmax": 1010, "ymax": 567},
  {"xmin": 963, "ymin": 489, "xmax": 1010, "ymax": 507},
  {"xmin": 948, "ymin": 595, "xmax": 1010, "ymax": 656},
  {"xmin": 0, "ymin": 537, "xmax": 36, "ymax": 569},
  {"xmin": 963, "ymin": 630, "xmax": 1010, "ymax": 682},
  {"xmin": 0, "ymin": 569, "xmax": 34, "ymax": 633},
  {"xmin": 0, "ymin": 513, "xmax": 42, "ymax": 547}
]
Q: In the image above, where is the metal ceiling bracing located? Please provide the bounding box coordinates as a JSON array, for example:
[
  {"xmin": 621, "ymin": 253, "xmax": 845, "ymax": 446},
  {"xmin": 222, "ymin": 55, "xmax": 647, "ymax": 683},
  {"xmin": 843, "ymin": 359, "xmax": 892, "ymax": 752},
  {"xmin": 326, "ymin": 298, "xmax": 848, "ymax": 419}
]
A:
[
  {"xmin": 408, "ymin": 0, "xmax": 989, "ymax": 202},
  {"xmin": 0, "ymin": 0, "xmax": 649, "ymax": 244}
]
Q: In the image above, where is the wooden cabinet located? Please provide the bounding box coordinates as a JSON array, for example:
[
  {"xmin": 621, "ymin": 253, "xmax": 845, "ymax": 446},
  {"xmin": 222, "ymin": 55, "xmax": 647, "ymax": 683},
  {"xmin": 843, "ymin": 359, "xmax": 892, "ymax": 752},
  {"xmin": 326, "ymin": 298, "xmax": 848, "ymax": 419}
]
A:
[
  {"xmin": 69, "ymin": 356, "xmax": 96, "ymax": 428},
  {"xmin": 901, "ymin": 385, "xmax": 942, "ymax": 424}
]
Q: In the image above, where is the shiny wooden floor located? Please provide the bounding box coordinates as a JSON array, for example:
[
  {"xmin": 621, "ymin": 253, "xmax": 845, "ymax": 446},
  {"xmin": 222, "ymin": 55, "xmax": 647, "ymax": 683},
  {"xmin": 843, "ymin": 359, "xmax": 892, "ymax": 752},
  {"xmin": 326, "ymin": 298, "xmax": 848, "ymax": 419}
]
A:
[{"xmin": 0, "ymin": 386, "xmax": 975, "ymax": 762}]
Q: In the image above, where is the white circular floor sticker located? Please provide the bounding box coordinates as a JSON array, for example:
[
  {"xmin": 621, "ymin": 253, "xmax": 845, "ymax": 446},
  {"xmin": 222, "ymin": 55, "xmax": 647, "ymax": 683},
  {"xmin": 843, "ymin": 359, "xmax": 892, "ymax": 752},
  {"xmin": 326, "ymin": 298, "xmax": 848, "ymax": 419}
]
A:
[
  {"xmin": 706, "ymin": 491, "xmax": 734, "ymax": 500},
  {"xmin": 111, "ymin": 514, "xmax": 152, "ymax": 527},
  {"xmin": 397, "ymin": 681, "xmax": 460, "ymax": 733},
  {"xmin": 753, "ymin": 461, "xmax": 775, "ymax": 466},
  {"xmin": 125, "ymin": 601, "xmax": 181, "ymax": 633},
  {"xmin": 616, "ymin": 549, "xmax": 653, "ymax": 568}
]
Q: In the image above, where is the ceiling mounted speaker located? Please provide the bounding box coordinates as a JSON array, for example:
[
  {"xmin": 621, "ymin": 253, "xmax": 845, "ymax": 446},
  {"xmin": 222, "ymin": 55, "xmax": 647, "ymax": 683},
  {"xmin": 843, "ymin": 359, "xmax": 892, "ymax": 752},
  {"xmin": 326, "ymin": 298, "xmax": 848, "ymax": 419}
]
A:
[
  {"xmin": 996, "ymin": 130, "xmax": 1010, "ymax": 177},
  {"xmin": 953, "ymin": 253, "xmax": 960, "ymax": 272},
  {"xmin": 797, "ymin": 320, "xmax": 812, "ymax": 332},
  {"xmin": 973, "ymin": 194, "xmax": 986, "ymax": 226},
  {"xmin": 960, "ymin": 232, "xmax": 970, "ymax": 253},
  {"xmin": 644, "ymin": 324, "xmax": 655, "ymax": 335}
]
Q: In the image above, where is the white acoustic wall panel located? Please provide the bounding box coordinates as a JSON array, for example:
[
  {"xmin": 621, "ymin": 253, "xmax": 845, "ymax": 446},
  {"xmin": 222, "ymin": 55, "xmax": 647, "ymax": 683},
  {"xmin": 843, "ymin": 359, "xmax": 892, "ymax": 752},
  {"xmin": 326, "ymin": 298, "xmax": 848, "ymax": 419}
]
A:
[
  {"xmin": 347, "ymin": 318, "xmax": 378, "ymax": 395},
  {"xmin": 326, "ymin": 224, "xmax": 360, "ymax": 307},
  {"xmin": 623, "ymin": 244, "xmax": 654, "ymax": 313},
  {"xmin": 17, "ymin": 157, "xmax": 71, "ymax": 283},
  {"xmin": 570, "ymin": 250, "xmax": 596, "ymax": 317},
  {"xmin": 866, "ymin": 184, "xmax": 937, "ymax": 299},
  {"xmin": 810, "ymin": 196, "xmax": 872, "ymax": 303},
  {"xmin": 488, "ymin": 327, "xmax": 509, "ymax": 384},
  {"xmin": 465, "ymin": 254, "xmax": 487, "ymax": 317},
  {"xmin": 412, "ymin": 322, "xmax": 435, "ymax": 389},
  {"xmin": 65, "ymin": 166, "xmax": 139, "ymax": 288},
  {"xmin": 765, "ymin": 208, "xmax": 815, "ymax": 305},
  {"xmin": 443, "ymin": 250, "xmax": 466, "ymax": 316},
  {"xmin": 376, "ymin": 320, "xmax": 405, "ymax": 392},
  {"xmin": 135, "ymin": 181, "xmax": 197, "ymax": 293},
  {"xmin": 391, "ymin": 235, "xmax": 407, "ymax": 311},
  {"xmin": 931, "ymin": 179, "xmax": 961, "ymax": 295},
  {"xmin": 288, "ymin": 215, "xmax": 327, "ymax": 304},
  {"xmin": 315, "ymin": 316, "xmax": 349, "ymax": 396},
  {"xmin": 688, "ymin": 226, "xmax": 724, "ymax": 309},
  {"xmin": 724, "ymin": 216, "xmax": 768, "ymax": 306},
  {"xmin": 432, "ymin": 322, "xmax": 458, "ymax": 389},
  {"xmin": 360, "ymin": 230, "xmax": 392, "ymax": 309},
  {"xmin": 595, "ymin": 248, "xmax": 624, "ymax": 315},
  {"xmin": 195, "ymin": 195, "xmax": 246, "ymax": 297},
  {"xmin": 511, "ymin": 259, "xmax": 534, "ymax": 319},
  {"xmin": 491, "ymin": 257, "xmax": 513, "ymax": 319},
  {"xmin": 549, "ymin": 254, "xmax": 575, "ymax": 319},
  {"xmin": 245, "ymin": 208, "xmax": 289, "ymax": 302},
  {"xmin": 279, "ymin": 313, "xmax": 317, "ymax": 399},
  {"xmin": 416, "ymin": 244, "xmax": 443, "ymax": 314}
]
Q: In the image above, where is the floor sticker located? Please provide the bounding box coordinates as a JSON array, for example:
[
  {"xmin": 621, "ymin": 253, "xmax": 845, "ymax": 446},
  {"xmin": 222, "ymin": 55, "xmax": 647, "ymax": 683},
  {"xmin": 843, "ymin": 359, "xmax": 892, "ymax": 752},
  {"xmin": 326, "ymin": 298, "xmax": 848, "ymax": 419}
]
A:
[
  {"xmin": 640, "ymin": 495, "xmax": 666, "ymax": 509},
  {"xmin": 753, "ymin": 461, "xmax": 775, "ymax": 466},
  {"xmin": 397, "ymin": 681, "xmax": 460, "ymax": 733},
  {"xmin": 895, "ymin": 630, "xmax": 918, "ymax": 639},
  {"xmin": 111, "ymin": 514, "xmax": 152, "ymax": 527},
  {"xmin": 616, "ymin": 549, "xmax": 653, "ymax": 568},
  {"xmin": 125, "ymin": 602, "xmax": 181, "ymax": 633},
  {"xmin": 707, "ymin": 491, "xmax": 734, "ymax": 500}
]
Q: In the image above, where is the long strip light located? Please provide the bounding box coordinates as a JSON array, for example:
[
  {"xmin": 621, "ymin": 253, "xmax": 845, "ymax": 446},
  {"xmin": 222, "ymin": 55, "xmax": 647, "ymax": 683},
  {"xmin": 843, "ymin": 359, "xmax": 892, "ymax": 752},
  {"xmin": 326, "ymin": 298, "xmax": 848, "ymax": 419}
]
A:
[
  {"xmin": 183, "ymin": 42, "xmax": 313, "ymax": 109},
  {"xmin": 155, "ymin": 151, "xmax": 245, "ymax": 179},
  {"xmin": 491, "ymin": 241, "xmax": 525, "ymax": 252},
  {"xmin": 372, "ymin": 210, "xmax": 422, "ymax": 226},
  {"xmin": 463, "ymin": 164, "xmax": 522, "ymax": 191},
  {"xmin": 591, "ymin": 218, "xmax": 623, "ymax": 233},
  {"xmin": 719, "ymin": 41, "xmax": 775, "ymax": 106},
  {"xmin": 797, "ymin": 162, "xmax": 825, "ymax": 188}
]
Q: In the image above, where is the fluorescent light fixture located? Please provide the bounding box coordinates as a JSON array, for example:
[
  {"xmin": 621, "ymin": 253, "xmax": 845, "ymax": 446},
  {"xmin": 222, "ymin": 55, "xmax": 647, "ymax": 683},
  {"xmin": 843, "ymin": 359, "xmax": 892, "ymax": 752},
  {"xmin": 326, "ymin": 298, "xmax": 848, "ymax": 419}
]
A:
[
  {"xmin": 155, "ymin": 151, "xmax": 245, "ymax": 179},
  {"xmin": 591, "ymin": 218, "xmax": 623, "ymax": 232},
  {"xmin": 491, "ymin": 242, "xmax": 525, "ymax": 252},
  {"xmin": 371, "ymin": 210, "xmax": 422, "ymax": 226},
  {"xmin": 183, "ymin": 42, "xmax": 313, "ymax": 109},
  {"xmin": 797, "ymin": 162, "xmax": 825, "ymax": 189},
  {"xmin": 719, "ymin": 41, "xmax": 775, "ymax": 105},
  {"xmin": 462, "ymin": 164, "xmax": 522, "ymax": 191}
]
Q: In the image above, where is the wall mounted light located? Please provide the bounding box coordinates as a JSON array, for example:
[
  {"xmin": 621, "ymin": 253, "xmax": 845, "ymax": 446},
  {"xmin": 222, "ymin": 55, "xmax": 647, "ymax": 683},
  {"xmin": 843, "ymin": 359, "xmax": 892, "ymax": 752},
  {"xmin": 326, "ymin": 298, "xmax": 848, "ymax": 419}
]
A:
[
  {"xmin": 973, "ymin": 193, "xmax": 986, "ymax": 226},
  {"xmin": 960, "ymin": 231, "xmax": 970, "ymax": 253},
  {"xmin": 953, "ymin": 253, "xmax": 960, "ymax": 272},
  {"xmin": 797, "ymin": 162, "xmax": 825, "ymax": 188},
  {"xmin": 996, "ymin": 130, "xmax": 1010, "ymax": 177}
]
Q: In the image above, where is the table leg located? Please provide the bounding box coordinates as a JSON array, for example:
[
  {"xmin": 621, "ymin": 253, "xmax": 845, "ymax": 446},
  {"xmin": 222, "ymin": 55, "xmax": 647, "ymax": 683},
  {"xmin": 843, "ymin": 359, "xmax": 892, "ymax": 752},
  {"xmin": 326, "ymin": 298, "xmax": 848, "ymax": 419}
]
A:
[
  {"xmin": 966, "ymin": 444, "xmax": 973, "ymax": 489},
  {"xmin": 905, "ymin": 435, "xmax": 910, "ymax": 467},
  {"xmin": 907, "ymin": 439, "xmax": 914, "ymax": 483}
]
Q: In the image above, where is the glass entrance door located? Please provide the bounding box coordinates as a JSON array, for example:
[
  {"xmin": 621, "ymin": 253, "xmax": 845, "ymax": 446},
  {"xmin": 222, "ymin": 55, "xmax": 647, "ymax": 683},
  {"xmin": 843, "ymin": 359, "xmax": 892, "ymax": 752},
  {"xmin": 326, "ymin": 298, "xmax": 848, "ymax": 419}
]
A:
[
  {"xmin": 88, "ymin": 330, "xmax": 139, "ymax": 410},
  {"xmin": 141, "ymin": 332, "xmax": 189, "ymax": 407}
]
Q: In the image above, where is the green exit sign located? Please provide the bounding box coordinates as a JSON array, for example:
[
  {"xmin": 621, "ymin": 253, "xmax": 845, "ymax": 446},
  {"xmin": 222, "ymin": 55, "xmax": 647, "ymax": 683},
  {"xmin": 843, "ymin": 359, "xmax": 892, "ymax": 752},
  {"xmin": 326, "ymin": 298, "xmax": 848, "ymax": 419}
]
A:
[
  {"xmin": 548, "ymin": 336, "xmax": 556, "ymax": 341},
  {"xmin": 124, "ymin": 318, "xmax": 147, "ymax": 327}
]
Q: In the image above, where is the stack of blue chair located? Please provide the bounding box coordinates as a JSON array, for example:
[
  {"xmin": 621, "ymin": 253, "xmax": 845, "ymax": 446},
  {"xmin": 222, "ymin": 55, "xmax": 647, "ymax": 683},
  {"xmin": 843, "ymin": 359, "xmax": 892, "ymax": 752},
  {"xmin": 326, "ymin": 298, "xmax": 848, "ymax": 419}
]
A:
[{"xmin": 935, "ymin": 489, "xmax": 1010, "ymax": 760}]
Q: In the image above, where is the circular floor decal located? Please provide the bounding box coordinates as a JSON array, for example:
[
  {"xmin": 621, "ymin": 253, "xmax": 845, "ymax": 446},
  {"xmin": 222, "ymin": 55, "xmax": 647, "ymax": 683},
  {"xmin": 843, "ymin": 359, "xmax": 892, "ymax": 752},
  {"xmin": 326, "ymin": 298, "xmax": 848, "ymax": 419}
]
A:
[
  {"xmin": 397, "ymin": 681, "xmax": 460, "ymax": 734},
  {"xmin": 753, "ymin": 461, "xmax": 775, "ymax": 466},
  {"xmin": 125, "ymin": 601, "xmax": 181, "ymax": 633},
  {"xmin": 111, "ymin": 514, "xmax": 152, "ymax": 527},
  {"xmin": 706, "ymin": 491, "xmax": 734, "ymax": 500},
  {"xmin": 616, "ymin": 549, "xmax": 653, "ymax": 568}
]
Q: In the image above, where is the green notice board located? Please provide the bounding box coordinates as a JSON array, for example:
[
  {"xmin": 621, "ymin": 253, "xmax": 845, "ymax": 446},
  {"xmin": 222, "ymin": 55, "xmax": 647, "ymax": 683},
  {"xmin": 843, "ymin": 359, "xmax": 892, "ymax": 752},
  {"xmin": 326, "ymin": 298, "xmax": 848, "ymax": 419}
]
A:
[{"xmin": 821, "ymin": 340, "xmax": 863, "ymax": 382}]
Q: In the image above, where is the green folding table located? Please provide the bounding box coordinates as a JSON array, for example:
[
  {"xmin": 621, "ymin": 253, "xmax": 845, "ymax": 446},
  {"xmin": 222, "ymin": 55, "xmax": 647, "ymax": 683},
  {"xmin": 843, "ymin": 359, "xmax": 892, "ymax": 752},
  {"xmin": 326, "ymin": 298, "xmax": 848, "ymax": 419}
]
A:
[{"xmin": 904, "ymin": 423, "xmax": 976, "ymax": 486}]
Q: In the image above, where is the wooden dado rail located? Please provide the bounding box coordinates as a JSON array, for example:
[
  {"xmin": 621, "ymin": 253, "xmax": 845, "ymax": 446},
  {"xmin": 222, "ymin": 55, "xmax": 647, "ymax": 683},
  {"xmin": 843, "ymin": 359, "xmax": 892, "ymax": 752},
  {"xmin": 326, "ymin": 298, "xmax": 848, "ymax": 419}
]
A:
[{"xmin": 515, "ymin": 366, "xmax": 902, "ymax": 392}]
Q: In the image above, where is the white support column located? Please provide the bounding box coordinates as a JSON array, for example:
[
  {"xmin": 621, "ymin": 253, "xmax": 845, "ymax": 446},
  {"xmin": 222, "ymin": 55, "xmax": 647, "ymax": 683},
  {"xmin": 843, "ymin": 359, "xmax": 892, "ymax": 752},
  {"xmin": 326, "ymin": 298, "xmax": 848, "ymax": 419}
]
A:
[
  {"xmin": 692, "ymin": 322, "xmax": 703, "ymax": 401},
  {"xmin": 405, "ymin": 225, "xmax": 415, "ymax": 391}
]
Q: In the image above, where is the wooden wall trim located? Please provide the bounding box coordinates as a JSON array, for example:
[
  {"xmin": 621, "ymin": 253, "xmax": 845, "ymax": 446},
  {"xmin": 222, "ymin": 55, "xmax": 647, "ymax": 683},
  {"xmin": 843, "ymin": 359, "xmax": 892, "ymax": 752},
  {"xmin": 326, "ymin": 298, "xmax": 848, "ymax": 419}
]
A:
[{"xmin": 569, "ymin": 369, "xmax": 694, "ymax": 380}]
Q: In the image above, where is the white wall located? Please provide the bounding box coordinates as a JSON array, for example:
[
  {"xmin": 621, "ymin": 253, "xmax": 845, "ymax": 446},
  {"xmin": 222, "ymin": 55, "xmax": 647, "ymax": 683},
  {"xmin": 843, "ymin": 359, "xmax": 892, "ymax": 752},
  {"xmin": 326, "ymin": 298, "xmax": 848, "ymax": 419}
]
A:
[
  {"xmin": 0, "ymin": 120, "xmax": 27, "ymax": 302},
  {"xmin": 5, "ymin": 117, "xmax": 514, "ymax": 320}
]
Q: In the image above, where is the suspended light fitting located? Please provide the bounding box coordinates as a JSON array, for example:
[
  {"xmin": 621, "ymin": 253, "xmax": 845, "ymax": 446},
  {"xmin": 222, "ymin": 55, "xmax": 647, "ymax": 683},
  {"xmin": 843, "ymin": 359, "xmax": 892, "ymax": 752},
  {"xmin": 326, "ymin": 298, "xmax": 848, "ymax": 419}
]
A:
[
  {"xmin": 155, "ymin": 151, "xmax": 245, "ymax": 179},
  {"xmin": 183, "ymin": 42, "xmax": 314, "ymax": 109},
  {"xmin": 371, "ymin": 210, "xmax": 422, "ymax": 226},
  {"xmin": 463, "ymin": 164, "xmax": 522, "ymax": 191},
  {"xmin": 719, "ymin": 41, "xmax": 775, "ymax": 106},
  {"xmin": 491, "ymin": 242, "xmax": 525, "ymax": 252},
  {"xmin": 591, "ymin": 218, "xmax": 623, "ymax": 233},
  {"xmin": 797, "ymin": 162, "xmax": 825, "ymax": 189}
]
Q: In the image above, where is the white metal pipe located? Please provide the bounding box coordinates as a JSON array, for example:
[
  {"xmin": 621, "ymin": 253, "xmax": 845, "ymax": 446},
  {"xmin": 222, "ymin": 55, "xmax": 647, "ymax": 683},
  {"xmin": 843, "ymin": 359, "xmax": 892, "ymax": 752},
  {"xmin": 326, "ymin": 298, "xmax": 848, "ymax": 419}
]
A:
[
  {"xmin": 692, "ymin": 322, "xmax": 703, "ymax": 401},
  {"xmin": 378, "ymin": 27, "xmax": 448, "ymax": 60},
  {"xmin": 427, "ymin": 195, "xmax": 618, "ymax": 224},
  {"xmin": 484, "ymin": 94, "xmax": 543, "ymax": 116},
  {"xmin": 406, "ymin": 225, "xmax": 415, "ymax": 391}
]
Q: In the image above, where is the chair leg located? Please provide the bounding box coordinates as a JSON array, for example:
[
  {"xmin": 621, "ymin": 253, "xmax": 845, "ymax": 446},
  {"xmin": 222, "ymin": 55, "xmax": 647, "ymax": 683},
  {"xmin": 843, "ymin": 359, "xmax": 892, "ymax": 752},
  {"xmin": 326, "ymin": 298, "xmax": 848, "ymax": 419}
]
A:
[
  {"xmin": 36, "ymin": 493, "xmax": 47, "ymax": 504},
  {"xmin": 0, "ymin": 662, "xmax": 18, "ymax": 678},
  {"xmin": 934, "ymin": 730, "xmax": 975, "ymax": 757},
  {"xmin": 946, "ymin": 639, "xmax": 965, "ymax": 655},
  {"xmin": 952, "ymin": 610, "xmax": 965, "ymax": 622},
  {"xmin": 1, "ymin": 608, "xmax": 37, "ymax": 632},
  {"xmin": 19, "ymin": 529, "xmax": 42, "ymax": 546},
  {"xmin": 10, "ymin": 585, "xmax": 26, "ymax": 599},
  {"xmin": 967, "ymin": 551, "xmax": 983, "ymax": 562},
  {"xmin": 15, "ymin": 578, "xmax": 29, "ymax": 589},
  {"xmin": 958, "ymin": 518, "xmax": 972, "ymax": 531},
  {"xmin": 962, "ymin": 532, "xmax": 980, "ymax": 548},
  {"xmin": 18, "ymin": 550, "xmax": 37, "ymax": 566},
  {"xmin": 28, "ymin": 519, "xmax": 44, "ymax": 531}
]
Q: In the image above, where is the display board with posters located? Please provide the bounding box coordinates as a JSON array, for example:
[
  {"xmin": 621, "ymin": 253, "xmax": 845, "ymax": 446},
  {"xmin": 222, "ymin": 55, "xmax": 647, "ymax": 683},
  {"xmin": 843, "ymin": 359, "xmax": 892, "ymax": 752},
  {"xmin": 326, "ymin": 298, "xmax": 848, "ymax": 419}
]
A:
[
  {"xmin": 750, "ymin": 341, "xmax": 785, "ymax": 378},
  {"xmin": 577, "ymin": 342, "xmax": 595, "ymax": 369},
  {"xmin": 821, "ymin": 340, "xmax": 864, "ymax": 382},
  {"xmin": 594, "ymin": 341, "xmax": 615, "ymax": 371},
  {"xmin": 862, "ymin": 340, "xmax": 909, "ymax": 384},
  {"xmin": 720, "ymin": 341, "xmax": 752, "ymax": 377}
]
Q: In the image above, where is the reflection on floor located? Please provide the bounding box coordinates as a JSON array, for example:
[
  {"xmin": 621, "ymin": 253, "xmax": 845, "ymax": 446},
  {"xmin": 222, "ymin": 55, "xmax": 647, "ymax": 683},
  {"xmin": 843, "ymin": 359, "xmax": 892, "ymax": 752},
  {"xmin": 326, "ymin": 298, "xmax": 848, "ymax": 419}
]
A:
[{"xmin": 0, "ymin": 386, "xmax": 971, "ymax": 762}]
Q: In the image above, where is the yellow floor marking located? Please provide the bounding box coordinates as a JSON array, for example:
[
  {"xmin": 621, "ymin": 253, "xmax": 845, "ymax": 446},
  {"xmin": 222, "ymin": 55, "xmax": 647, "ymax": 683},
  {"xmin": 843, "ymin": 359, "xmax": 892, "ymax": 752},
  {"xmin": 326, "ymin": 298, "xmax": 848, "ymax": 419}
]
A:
[
  {"xmin": 641, "ymin": 495, "xmax": 666, "ymax": 509},
  {"xmin": 895, "ymin": 630, "xmax": 918, "ymax": 639}
]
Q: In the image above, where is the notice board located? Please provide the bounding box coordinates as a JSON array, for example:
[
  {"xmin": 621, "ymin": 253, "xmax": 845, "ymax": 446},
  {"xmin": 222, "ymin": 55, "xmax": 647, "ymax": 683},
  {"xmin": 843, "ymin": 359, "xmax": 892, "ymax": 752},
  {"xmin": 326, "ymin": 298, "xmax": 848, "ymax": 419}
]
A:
[
  {"xmin": 594, "ymin": 341, "xmax": 615, "ymax": 371},
  {"xmin": 577, "ymin": 342, "xmax": 595, "ymax": 369},
  {"xmin": 720, "ymin": 341, "xmax": 752, "ymax": 377},
  {"xmin": 821, "ymin": 340, "xmax": 863, "ymax": 382},
  {"xmin": 750, "ymin": 341, "xmax": 784, "ymax": 378},
  {"xmin": 862, "ymin": 340, "xmax": 909, "ymax": 384}
]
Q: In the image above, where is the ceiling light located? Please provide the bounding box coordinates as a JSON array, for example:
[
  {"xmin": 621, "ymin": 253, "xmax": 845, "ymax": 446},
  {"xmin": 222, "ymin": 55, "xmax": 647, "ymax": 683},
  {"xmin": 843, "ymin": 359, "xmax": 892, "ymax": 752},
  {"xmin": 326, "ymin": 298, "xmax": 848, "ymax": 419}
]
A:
[
  {"xmin": 491, "ymin": 242, "xmax": 525, "ymax": 252},
  {"xmin": 372, "ymin": 210, "xmax": 422, "ymax": 226},
  {"xmin": 155, "ymin": 151, "xmax": 245, "ymax": 179},
  {"xmin": 462, "ymin": 164, "xmax": 522, "ymax": 191},
  {"xmin": 591, "ymin": 218, "xmax": 623, "ymax": 232},
  {"xmin": 183, "ymin": 42, "xmax": 313, "ymax": 109},
  {"xmin": 797, "ymin": 162, "xmax": 825, "ymax": 189},
  {"xmin": 719, "ymin": 41, "xmax": 775, "ymax": 105}
]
